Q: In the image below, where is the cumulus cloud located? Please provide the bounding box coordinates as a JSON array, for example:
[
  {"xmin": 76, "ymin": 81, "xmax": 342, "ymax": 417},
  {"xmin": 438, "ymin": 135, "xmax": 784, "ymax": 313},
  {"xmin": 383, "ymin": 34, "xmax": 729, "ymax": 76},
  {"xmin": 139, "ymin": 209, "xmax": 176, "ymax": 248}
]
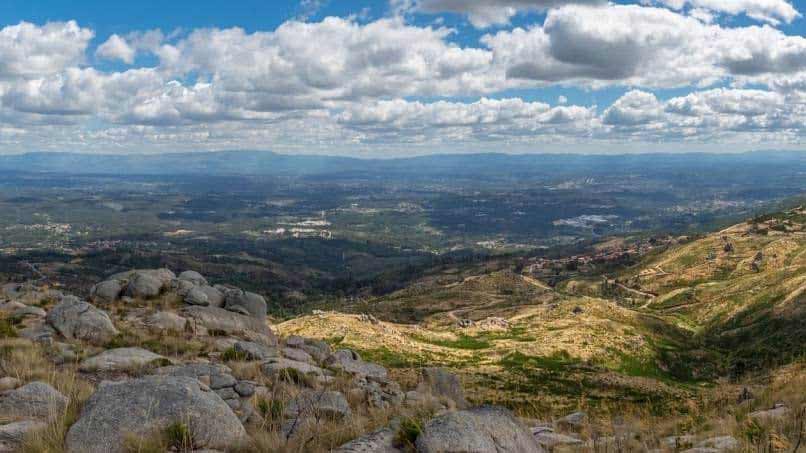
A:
[
  {"xmin": 647, "ymin": 0, "xmax": 800, "ymax": 24},
  {"xmin": 96, "ymin": 34, "xmax": 136, "ymax": 64},
  {"xmin": 0, "ymin": 21, "xmax": 93, "ymax": 78},
  {"xmin": 0, "ymin": 11, "xmax": 805, "ymax": 154},
  {"xmin": 394, "ymin": 0, "xmax": 606, "ymax": 28},
  {"xmin": 484, "ymin": 4, "xmax": 806, "ymax": 88}
]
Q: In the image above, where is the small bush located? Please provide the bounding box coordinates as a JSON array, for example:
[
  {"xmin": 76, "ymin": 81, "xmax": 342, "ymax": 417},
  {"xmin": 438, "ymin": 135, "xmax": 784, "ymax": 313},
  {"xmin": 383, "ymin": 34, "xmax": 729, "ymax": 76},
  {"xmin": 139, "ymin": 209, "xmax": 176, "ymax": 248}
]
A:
[
  {"xmin": 0, "ymin": 318, "xmax": 16, "ymax": 338},
  {"xmin": 394, "ymin": 417, "xmax": 422, "ymax": 452},
  {"xmin": 164, "ymin": 421, "xmax": 193, "ymax": 451},
  {"xmin": 222, "ymin": 347, "xmax": 247, "ymax": 362}
]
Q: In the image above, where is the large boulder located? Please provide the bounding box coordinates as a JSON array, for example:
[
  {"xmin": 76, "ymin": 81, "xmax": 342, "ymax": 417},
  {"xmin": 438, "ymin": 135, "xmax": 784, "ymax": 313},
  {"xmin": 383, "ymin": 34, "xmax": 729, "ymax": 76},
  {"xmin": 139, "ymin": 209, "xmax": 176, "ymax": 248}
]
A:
[
  {"xmin": 326, "ymin": 349, "xmax": 387, "ymax": 379},
  {"xmin": 125, "ymin": 273, "xmax": 163, "ymax": 299},
  {"xmin": 110, "ymin": 268, "xmax": 176, "ymax": 286},
  {"xmin": 418, "ymin": 367, "xmax": 468, "ymax": 409},
  {"xmin": 46, "ymin": 297, "xmax": 118, "ymax": 345},
  {"xmin": 182, "ymin": 306, "xmax": 276, "ymax": 346},
  {"xmin": 185, "ymin": 286, "xmax": 211, "ymax": 306},
  {"xmin": 89, "ymin": 280, "xmax": 123, "ymax": 304},
  {"xmin": 79, "ymin": 347, "xmax": 169, "ymax": 372},
  {"xmin": 285, "ymin": 390, "xmax": 351, "ymax": 420},
  {"xmin": 144, "ymin": 311, "xmax": 187, "ymax": 332},
  {"xmin": 224, "ymin": 290, "xmax": 267, "ymax": 319},
  {"xmin": 0, "ymin": 381, "xmax": 68, "ymax": 419},
  {"xmin": 178, "ymin": 270, "xmax": 208, "ymax": 286},
  {"xmin": 416, "ymin": 406, "xmax": 543, "ymax": 453},
  {"xmin": 234, "ymin": 341, "xmax": 277, "ymax": 361},
  {"xmin": 65, "ymin": 375, "xmax": 247, "ymax": 453},
  {"xmin": 261, "ymin": 357, "xmax": 325, "ymax": 377}
]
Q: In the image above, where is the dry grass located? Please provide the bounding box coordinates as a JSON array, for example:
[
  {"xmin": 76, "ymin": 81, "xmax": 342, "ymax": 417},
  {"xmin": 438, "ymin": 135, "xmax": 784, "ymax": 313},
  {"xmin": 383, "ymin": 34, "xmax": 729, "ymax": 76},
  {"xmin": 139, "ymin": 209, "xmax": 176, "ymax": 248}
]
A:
[{"xmin": 0, "ymin": 337, "xmax": 95, "ymax": 453}]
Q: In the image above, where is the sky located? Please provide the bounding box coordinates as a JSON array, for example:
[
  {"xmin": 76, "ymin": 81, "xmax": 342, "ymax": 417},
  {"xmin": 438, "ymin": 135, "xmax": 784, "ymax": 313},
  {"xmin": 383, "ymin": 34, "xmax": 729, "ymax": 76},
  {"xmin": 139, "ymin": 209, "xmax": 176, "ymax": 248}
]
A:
[{"xmin": 0, "ymin": 0, "xmax": 805, "ymax": 156}]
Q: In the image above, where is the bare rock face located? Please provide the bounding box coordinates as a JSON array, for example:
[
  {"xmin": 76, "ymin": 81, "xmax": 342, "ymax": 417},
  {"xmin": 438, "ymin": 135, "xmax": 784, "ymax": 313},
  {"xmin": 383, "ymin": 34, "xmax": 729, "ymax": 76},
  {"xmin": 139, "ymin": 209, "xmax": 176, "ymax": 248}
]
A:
[
  {"xmin": 0, "ymin": 381, "xmax": 68, "ymax": 419},
  {"xmin": 89, "ymin": 280, "xmax": 123, "ymax": 304},
  {"xmin": 325, "ymin": 349, "xmax": 388, "ymax": 379},
  {"xmin": 224, "ymin": 290, "xmax": 267, "ymax": 319},
  {"xmin": 182, "ymin": 306, "xmax": 277, "ymax": 346},
  {"xmin": 79, "ymin": 347, "xmax": 170, "ymax": 372},
  {"xmin": 234, "ymin": 341, "xmax": 277, "ymax": 360},
  {"xmin": 125, "ymin": 273, "xmax": 163, "ymax": 299},
  {"xmin": 65, "ymin": 375, "xmax": 247, "ymax": 453},
  {"xmin": 418, "ymin": 367, "xmax": 468, "ymax": 409},
  {"xmin": 285, "ymin": 390, "xmax": 351, "ymax": 420},
  {"xmin": 144, "ymin": 311, "xmax": 187, "ymax": 332},
  {"xmin": 416, "ymin": 406, "xmax": 544, "ymax": 453},
  {"xmin": 46, "ymin": 297, "xmax": 118, "ymax": 345},
  {"xmin": 178, "ymin": 270, "xmax": 208, "ymax": 286}
]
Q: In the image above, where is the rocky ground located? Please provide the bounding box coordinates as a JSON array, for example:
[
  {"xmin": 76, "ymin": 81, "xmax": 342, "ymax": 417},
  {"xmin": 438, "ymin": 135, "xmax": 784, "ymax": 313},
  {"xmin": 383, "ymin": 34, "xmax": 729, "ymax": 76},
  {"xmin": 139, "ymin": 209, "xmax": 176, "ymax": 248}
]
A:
[{"xmin": 1, "ymin": 268, "xmax": 804, "ymax": 452}]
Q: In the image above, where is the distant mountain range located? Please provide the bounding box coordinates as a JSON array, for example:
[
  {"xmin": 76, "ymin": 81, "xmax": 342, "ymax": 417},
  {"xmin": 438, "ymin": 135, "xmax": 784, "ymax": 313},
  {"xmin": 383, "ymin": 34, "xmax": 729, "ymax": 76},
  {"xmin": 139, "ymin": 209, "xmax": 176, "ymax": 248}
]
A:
[{"xmin": 1, "ymin": 150, "xmax": 805, "ymax": 179}]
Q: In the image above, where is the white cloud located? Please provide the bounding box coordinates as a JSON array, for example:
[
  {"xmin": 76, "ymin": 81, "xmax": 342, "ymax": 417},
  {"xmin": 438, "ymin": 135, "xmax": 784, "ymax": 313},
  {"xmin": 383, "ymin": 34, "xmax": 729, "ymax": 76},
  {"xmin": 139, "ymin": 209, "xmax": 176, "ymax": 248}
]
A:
[
  {"xmin": 1, "ymin": 12, "xmax": 806, "ymax": 154},
  {"xmin": 0, "ymin": 21, "xmax": 93, "ymax": 78},
  {"xmin": 483, "ymin": 4, "xmax": 806, "ymax": 89},
  {"xmin": 96, "ymin": 34, "xmax": 136, "ymax": 64},
  {"xmin": 395, "ymin": 0, "xmax": 606, "ymax": 28},
  {"xmin": 647, "ymin": 0, "xmax": 800, "ymax": 25}
]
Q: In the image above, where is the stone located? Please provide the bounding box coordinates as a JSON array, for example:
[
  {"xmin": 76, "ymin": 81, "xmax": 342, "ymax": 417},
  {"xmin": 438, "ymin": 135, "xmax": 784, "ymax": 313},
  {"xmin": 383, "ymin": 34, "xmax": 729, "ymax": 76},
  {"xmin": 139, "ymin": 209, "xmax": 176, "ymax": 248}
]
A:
[
  {"xmin": 234, "ymin": 381, "xmax": 255, "ymax": 397},
  {"xmin": 216, "ymin": 388, "xmax": 238, "ymax": 400},
  {"xmin": 65, "ymin": 375, "xmax": 246, "ymax": 453},
  {"xmin": 416, "ymin": 406, "xmax": 543, "ymax": 453},
  {"xmin": 144, "ymin": 311, "xmax": 187, "ymax": 332},
  {"xmin": 299, "ymin": 339, "xmax": 333, "ymax": 363},
  {"xmin": 532, "ymin": 429, "xmax": 582, "ymax": 449},
  {"xmin": 749, "ymin": 403, "xmax": 790, "ymax": 421},
  {"xmin": 224, "ymin": 290, "xmax": 267, "ymax": 319},
  {"xmin": 198, "ymin": 286, "xmax": 225, "ymax": 308},
  {"xmin": 79, "ymin": 347, "xmax": 170, "ymax": 372},
  {"xmin": 0, "ymin": 378, "xmax": 20, "ymax": 392},
  {"xmin": 110, "ymin": 268, "xmax": 176, "ymax": 286},
  {"xmin": 282, "ymin": 347, "xmax": 313, "ymax": 363},
  {"xmin": 285, "ymin": 390, "xmax": 351, "ymax": 420},
  {"xmin": 234, "ymin": 341, "xmax": 277, "ymax": 360},
  {"xmin": 125, "ymin": 273, "xmax": 163, "ymax": 299},
  {"xmin": 0, "ymin": 420, "xmax": 46, "ymax": 452},
  {"xmin": 285, "ymin": 335, "xmax": 306, "ymax": 348},
  {"xmin": 182, "ymin": 306, "xmax": 277, "ymax": 346},
  {"xmin": 210, "ymin": 373, "xmax": 237, "ymax": 390},
  {"xmin": 185, "ymin": 286, "xmax": 211, "ymax": 306},
  {"xmin": 333, "ymin": 427, "xmax": 402, "ymax": 453},
  {"xmin": 0, "ymin": 381, "xmax": 68, "ymax": 419},
  {"xmin": 89, "ymin": 280, "xmax": 123, "ymax": 304},
  {"xmin": 418, "ymin": 367, "xmax": 468, "ymax": 409},
  {"xmin": 693, "ymin": 436, "xmax": 739, "ymax": 451},
  {"xmin": 556, "ymin": 411, "xmax": 587, "ymax": 431},
  {"xmin": 326, "ymin": 349, "xmax": 388, "ymax": 379},
  {"xmin": 261, "ymin": 357, "xmax": 325, "ymax": 378},
  {"xmin": 46, "ymin": 297, "xmax": 118, "ymax": 345},
  {"xmin": 175, "ymin": 279, "xmax": 196, "ymax": 297},
  {"xmin": 179, "ymin": 270, "xmax": 208, "ymax": 286},
  {"xmin": 18, "ymin": 322, "xmax": 56, "ymax": 343},
  {"xmin": 155, "ymin": 363, "xmax": 235, "ymax": 389}
]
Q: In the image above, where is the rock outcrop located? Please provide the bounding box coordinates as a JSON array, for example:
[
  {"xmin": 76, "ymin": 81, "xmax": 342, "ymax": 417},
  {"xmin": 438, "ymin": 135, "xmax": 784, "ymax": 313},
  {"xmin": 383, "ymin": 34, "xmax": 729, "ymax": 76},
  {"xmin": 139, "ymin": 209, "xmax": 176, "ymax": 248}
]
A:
[
  {"xmin": 45, "ymin": 297, "xmax": 118, "ymax": 345},
  {"xmin": 65, "ymin": 375, "xmax": 247, "ymax": 453},
  {"xmin": 416, "ymin": 406, "xmax": 544, "ymax": 453}
]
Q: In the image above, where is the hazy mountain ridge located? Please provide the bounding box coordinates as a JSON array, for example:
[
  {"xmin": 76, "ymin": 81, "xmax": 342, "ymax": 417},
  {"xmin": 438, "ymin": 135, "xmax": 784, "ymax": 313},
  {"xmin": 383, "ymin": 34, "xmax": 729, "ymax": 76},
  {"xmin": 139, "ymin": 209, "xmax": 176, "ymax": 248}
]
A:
[{"xmin": 2, "ymin": 150, "xmax": 805, "ymax": 180}]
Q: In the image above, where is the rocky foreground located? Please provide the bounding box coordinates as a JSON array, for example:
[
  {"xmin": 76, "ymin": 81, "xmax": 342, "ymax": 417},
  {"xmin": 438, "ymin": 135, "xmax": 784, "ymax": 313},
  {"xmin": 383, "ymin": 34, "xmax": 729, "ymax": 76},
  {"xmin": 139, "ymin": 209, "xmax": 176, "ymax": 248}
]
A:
[{"xmin": 0, "ymin": 269, "xmax": 801, "ymax": 452}]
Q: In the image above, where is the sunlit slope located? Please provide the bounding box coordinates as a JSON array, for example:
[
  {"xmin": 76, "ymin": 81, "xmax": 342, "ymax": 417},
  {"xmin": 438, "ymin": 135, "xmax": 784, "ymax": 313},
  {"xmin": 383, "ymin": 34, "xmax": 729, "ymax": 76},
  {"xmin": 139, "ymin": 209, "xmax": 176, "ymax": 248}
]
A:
[
  {"xmin": 279, "ymin": 271, "xmax": 707, "ymax": 412},
  {"xmin": 627, "ymin": 207, "xmax": 806, "ymax": 368}
]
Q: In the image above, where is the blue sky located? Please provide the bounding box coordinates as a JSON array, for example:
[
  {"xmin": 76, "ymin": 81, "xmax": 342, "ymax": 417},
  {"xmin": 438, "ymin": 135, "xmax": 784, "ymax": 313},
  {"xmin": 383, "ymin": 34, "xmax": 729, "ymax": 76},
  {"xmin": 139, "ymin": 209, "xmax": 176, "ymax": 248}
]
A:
[{"xmin": 0, "ymin": 0, "xmax": 805, "ymax": 155}]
